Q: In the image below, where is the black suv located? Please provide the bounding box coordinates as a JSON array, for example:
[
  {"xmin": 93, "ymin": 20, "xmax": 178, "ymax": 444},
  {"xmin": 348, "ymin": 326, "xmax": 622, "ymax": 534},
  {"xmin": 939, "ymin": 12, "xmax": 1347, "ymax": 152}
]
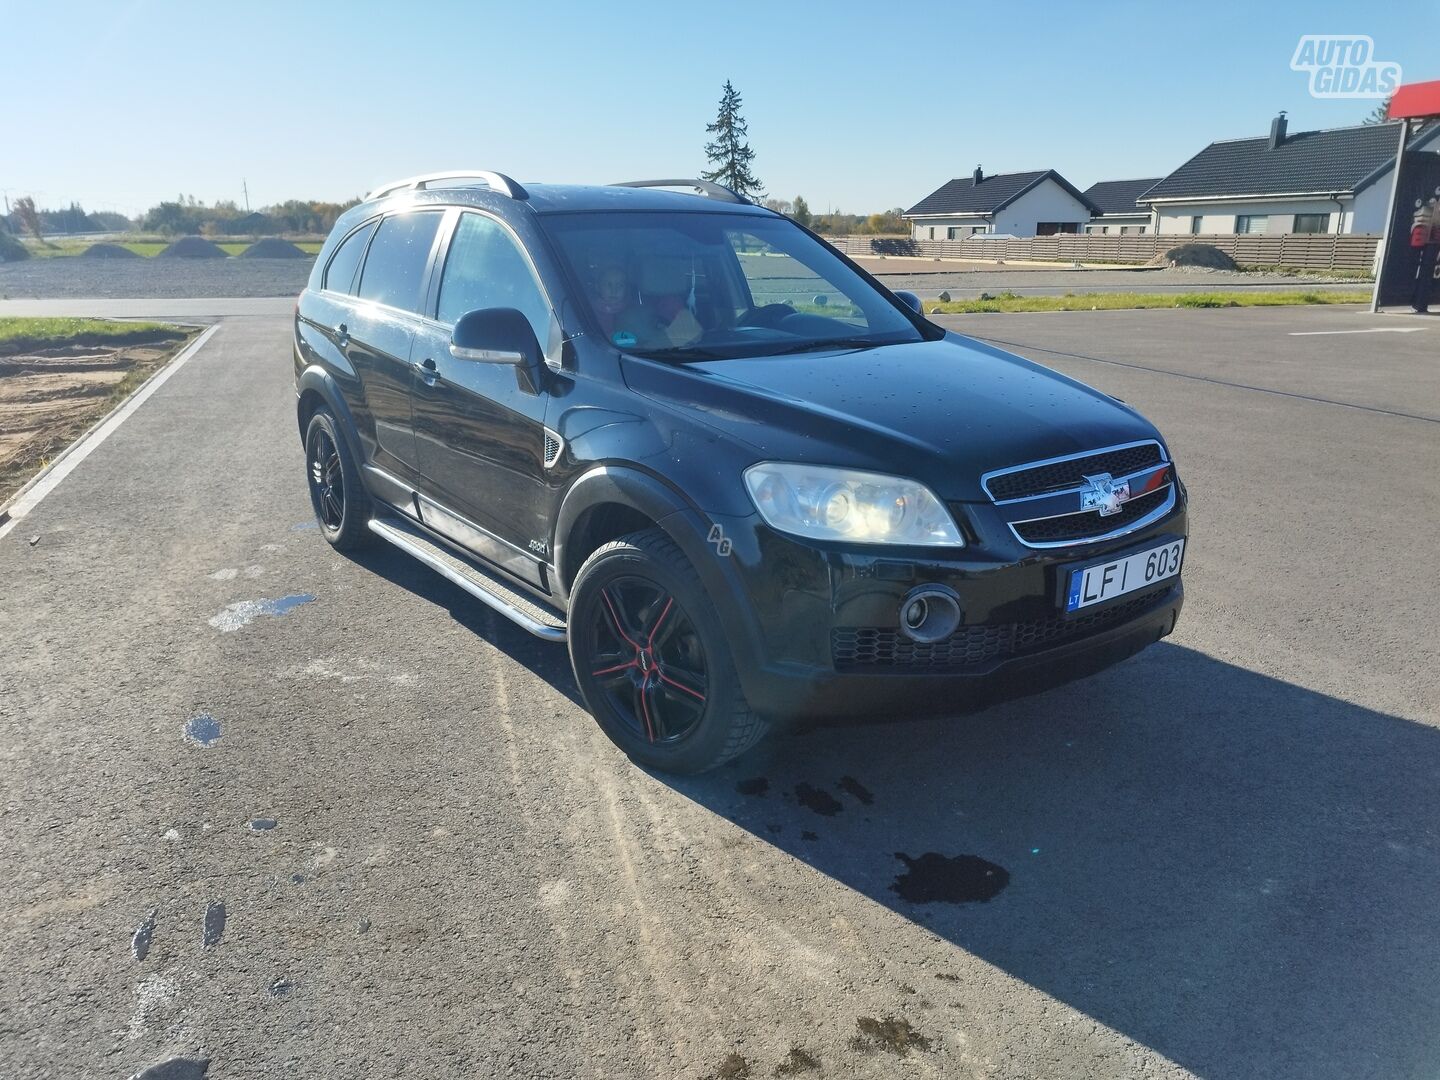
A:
[{"xmin": 294, "ymin": 171, "xmax": 1187, "ymax": 773}]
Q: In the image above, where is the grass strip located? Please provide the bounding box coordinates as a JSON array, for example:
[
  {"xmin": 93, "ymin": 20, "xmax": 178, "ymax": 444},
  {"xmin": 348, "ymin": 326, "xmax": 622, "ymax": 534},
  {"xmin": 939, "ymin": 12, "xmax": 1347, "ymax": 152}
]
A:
[
  {"xmin": 0, "ymin": 316, "xmax": 190, "ymax": 355},
  {"xmin": 924, "ymin": 290, "xmax": 1371, "ymax": 314}
]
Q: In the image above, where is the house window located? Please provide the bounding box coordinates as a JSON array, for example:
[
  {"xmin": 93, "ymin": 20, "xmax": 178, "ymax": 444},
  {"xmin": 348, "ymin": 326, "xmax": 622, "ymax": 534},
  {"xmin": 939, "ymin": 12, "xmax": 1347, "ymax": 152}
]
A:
[
  {"xmin": 947, "ymin": 227, "xmax": 963, "ymax": 240},
  {"xmin": 1120, "ymin": 225, "xmax": 1145, "ymax": 235},
  {"xmin": 1293, "ymin": 213, "xmax": 1330, "ymax": 234},
  {"xmin": 1086, "ymin": 225, "xmax": 1109, "ymax": 235},
  {"xmin": 1036, "ymin": 222, "xmax": 1081, "ymax": 236},
  {"xmin": 928, "ymin": 227, "xmax": 936, "ymax": 240},
  {"xmin": 1190, "ymin": 216, "xmax": 1204, "ymax": 234},
  {"xmin": 970, "ymin": 226, "xmax": 987, "ymax": 236},
  {"xmin": 1235, "ymin": 214, "xmax": 1269, "ymax": 234}
]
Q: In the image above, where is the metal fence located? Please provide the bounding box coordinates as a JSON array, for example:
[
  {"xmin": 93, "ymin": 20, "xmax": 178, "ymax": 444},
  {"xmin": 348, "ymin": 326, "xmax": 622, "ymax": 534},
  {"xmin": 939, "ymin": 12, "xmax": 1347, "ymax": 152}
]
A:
[{"xmin": 828, "ymin": 233, "xmax": 1380, "ymax": 271}]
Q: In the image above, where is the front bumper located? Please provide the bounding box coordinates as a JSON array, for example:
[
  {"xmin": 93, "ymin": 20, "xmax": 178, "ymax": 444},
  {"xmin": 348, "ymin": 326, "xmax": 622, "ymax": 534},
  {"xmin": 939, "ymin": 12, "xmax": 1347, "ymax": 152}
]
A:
[{"xmin": 699, "ymin": 502, "xmax": 1188, "ymax": 720}]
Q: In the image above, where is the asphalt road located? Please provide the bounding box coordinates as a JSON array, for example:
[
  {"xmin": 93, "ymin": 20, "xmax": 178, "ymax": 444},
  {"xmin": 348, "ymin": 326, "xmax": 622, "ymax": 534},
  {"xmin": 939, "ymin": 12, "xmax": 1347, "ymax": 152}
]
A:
[
  {"xmin": 2, "ymin": 303, "xmax": 1437, "ymax": 1079},
  {"xmin": 0, "ymin": 256, "xmax": 1363, "ymax": 302}
]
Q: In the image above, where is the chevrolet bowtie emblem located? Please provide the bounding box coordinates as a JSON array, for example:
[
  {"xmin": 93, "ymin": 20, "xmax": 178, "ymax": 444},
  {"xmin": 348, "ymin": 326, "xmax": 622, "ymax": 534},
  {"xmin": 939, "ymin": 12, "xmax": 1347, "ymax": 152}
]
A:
[{"xmin": 1080, "ymin": 472, "xmax": 1131, "ymax": 517}]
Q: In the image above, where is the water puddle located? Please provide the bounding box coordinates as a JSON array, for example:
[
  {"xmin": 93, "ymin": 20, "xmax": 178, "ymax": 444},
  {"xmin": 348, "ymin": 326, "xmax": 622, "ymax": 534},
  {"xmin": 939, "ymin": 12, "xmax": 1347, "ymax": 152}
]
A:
[
  {"xmin": 735, "ymin": 776, "xmax": 769, "ymax": 797},
  {"xmin": 891, "ymin": 852, "xmax": 1009, "ymax": 904},
  {"xmin": 794, "ymin": 782, "xmax": 842, "ymax": 817},
  {"xmin": 129, "ymin": 1057, "xmax": 209, "ymax": 1080},
  {"xmin": 208, "ymin": 594, "xmax": 315, "ymax": 632},
  {"xmin": 201, "ymin": 901, "xmax": 226, "ymax": 947},
  {"xmin": 248, "ymin": 818, "xmax": 277, "ymax": 832},
  {"xmin": 182, "ymin": 713, "xmax": 221, "ymax": 747},
  {"xmin": 131, "ymin": 909, "xmax": 157, "ymax": 961}
]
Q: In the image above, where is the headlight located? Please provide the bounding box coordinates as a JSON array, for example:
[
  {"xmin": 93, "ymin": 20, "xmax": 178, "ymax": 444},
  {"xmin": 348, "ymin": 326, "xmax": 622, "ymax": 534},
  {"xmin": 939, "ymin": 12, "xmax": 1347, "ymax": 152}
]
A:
[{"xmin": 743, "ymin": 463, "xmax": 963, "ymax": 546}]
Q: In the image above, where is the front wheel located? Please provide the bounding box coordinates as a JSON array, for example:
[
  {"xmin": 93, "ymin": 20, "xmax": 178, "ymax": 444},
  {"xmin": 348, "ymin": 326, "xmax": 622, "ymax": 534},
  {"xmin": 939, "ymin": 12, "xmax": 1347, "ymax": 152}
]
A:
[{"xmin": 568, "ymin": 528, "xmax": 768, "ymax": 774}]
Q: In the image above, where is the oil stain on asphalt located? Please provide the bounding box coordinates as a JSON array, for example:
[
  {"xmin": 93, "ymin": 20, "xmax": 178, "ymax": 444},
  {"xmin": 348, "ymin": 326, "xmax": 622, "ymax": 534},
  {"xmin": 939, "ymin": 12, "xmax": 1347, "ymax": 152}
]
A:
[
  {"xmin": 182, "ymin": 713, "xmax": 221, "ymax": 746},
  {"xmin": 838, "ymin": 776, "xmax": 875, "ymax": 805},
  {"xmin": 794, "ymin": 782, "xmax": 843, "ymax": 816},
  {"xmin": 248, "ymin": 817, "xmax": 278, "ymax": 832},
  {"xmin": 891, "ymin": 852, "xmax": 1009, "ymax": 903},
  {"xmin": 735, "ymin": 776, "xmax": 769, "ymax": 796},
  {"xmin": 851, "ymin": 1015, "xmax": 932, "ymax": 1056},
  {"xmin": 207, "ymin": 594, "xmax": 315, "ymax": 632}
]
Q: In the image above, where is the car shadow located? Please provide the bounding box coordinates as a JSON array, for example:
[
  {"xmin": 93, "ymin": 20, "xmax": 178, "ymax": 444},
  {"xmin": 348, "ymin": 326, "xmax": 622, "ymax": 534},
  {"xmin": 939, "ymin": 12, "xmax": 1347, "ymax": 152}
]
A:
[{"xmin": 352, "ymin": 546, "xmax": 1440, "ymax": 1079}]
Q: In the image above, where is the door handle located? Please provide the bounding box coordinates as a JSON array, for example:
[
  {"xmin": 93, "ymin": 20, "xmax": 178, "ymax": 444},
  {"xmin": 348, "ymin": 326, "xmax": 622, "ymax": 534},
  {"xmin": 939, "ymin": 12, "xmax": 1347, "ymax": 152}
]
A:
[
  {"xmin": 335, "ymin": 323, "xmax": 349, "ymax": 347},
  {"xmin": 419, "ymin": 357, "xmax": 439, "ymax": 385}
]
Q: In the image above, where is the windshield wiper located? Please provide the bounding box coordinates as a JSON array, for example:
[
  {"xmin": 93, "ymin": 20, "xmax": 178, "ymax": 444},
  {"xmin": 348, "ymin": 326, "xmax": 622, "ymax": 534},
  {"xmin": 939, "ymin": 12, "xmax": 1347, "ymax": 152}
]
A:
[{"xmin": 763, "ymin": 337, "xmax": 895, "ymax": 356}]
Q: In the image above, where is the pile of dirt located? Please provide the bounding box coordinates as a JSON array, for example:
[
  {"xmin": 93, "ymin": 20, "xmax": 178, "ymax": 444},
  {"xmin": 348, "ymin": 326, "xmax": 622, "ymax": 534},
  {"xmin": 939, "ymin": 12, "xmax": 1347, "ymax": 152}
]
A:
[
  {"xmin": 80, "ymin": 242, "xmax": 141, "ymax": 259},
  {"xmin": 1148, "ymin": 243, "xmax": 1238, "ymax": 271},
  {"xmin": 0, "ymin": 232, "xmax": 29, "ymax": 263},
  {"xmin": 238, "ymin": 237, "xmax": 307, "ymax": 259},
  {"xmin": 158, "ymin": 236, "xmax": 228, "ymax": 259}
]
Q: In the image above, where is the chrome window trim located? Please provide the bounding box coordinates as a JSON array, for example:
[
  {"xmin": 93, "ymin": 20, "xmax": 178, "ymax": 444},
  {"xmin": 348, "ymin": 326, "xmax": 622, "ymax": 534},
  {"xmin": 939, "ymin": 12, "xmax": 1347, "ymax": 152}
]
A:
[{"xmin": 981, "ymin": 439, "xmax": 1168, "ymax": 503}]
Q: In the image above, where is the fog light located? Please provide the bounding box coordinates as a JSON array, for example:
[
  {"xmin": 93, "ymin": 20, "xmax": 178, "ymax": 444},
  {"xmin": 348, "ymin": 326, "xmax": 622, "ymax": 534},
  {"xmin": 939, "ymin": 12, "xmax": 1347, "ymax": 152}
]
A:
[{"xmin": 898, "ymin": 585, "xmax": 962, "ymax": 643}]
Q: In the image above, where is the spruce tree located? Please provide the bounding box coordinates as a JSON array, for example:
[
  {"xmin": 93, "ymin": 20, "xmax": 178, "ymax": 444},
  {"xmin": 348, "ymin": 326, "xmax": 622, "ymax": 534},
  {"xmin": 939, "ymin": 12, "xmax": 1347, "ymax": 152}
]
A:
[{"xmin": 702, "ymin": 81, "xmax": 764, "ymax": 201}]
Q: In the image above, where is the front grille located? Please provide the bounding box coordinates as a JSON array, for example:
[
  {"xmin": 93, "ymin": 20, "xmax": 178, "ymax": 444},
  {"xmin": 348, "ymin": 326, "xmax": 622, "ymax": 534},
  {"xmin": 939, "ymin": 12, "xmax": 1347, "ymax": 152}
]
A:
[
  {"xmin": 831, "ymin": 589, "xmax": 1168, "ymax": 672},
  {"xmin": 986, "ymin": 443, "xmax": 1163, "ymax": 502},
  {"xmin": 1012, "ymin": 485, "xmax": 1171, "ymax": 545}
]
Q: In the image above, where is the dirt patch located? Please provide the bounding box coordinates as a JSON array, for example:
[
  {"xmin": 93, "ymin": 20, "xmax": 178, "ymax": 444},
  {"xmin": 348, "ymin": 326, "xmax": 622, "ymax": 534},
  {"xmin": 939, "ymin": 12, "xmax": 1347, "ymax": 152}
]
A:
[
  {"xmin": 80, "ymin": 243, "xmax": 141, "ymax": 259},
  {"xmin": 0, "ymin": 336, "xmax": 191, "ymax": 504},
  {"xmin": 239, "ymin": 237, "xmax": 307, "ymax": 259},
  {"xmin": 1149, "ymin": 242, "xmax": 1238, "ymax": 271},
  {"xmin": 158, "ymin": 236, "xmax": 228, "ymax": 258}
]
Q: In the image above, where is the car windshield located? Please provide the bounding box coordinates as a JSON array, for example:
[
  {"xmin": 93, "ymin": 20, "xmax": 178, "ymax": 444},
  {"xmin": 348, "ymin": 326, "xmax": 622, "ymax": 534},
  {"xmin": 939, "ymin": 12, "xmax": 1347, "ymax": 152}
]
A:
[{"xmin": 538, "ymin": 210, "xmax": 927, "ymax": 360}]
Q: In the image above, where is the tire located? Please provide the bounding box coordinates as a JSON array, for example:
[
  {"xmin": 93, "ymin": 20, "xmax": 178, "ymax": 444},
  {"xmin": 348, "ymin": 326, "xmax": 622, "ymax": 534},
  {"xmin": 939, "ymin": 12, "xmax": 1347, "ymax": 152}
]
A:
[
  {"xmin": 568, "ymin": 527, "xmax": 769, "ymax": 774},
  {"xmin": 303, "ymin": 409, "xmax": 372, "ymax": 551}
]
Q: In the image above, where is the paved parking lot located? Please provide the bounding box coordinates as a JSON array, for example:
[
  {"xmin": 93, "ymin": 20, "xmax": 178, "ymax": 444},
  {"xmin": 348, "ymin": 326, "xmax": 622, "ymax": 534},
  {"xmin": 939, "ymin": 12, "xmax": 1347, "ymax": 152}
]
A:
[{"xmin": 1, "ymin": 302, "xmax": 1436, "ymax": 1078}]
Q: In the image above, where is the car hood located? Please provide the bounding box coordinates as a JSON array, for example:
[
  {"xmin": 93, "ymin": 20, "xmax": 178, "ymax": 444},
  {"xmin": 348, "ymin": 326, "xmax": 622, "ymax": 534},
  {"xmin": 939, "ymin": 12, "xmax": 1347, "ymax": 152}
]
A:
[{"xmin": 621, "ymin": 333, "xmax": 1162, "ymax": 503}]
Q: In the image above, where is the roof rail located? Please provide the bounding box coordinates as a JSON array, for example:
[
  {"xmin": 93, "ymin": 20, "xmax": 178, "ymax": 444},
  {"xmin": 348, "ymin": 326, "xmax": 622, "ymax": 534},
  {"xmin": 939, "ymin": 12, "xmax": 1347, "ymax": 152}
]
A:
[
  {"xmin": 366, "ymin": 170, "xmax": 529, "ymax": 202},
  {"xmin": 610, "ymin": 179, "xmax": 748, "ymax": 204}
]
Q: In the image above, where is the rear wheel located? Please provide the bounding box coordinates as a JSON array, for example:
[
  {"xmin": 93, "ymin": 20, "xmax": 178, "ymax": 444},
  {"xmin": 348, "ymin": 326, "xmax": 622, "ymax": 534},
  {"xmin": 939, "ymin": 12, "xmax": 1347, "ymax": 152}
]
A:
[
  {"xmin": 569, "ymin": 528, "xmax": 768, "ymax": 774},
  {"xmin": 304, "ymin": 409, "xmax": 371, "ymax": 551}
]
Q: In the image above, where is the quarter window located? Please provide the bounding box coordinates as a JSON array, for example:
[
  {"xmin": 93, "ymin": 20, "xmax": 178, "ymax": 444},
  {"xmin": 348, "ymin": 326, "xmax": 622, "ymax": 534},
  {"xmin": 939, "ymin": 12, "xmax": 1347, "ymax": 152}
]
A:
[
  {"xmin": 436, "ymin": 213, "xmax": 553, "ymax": 345},
  {"xmin": 357, "ymin": 211, "xmax": 443, "ymax": 313},
  {"xmin": 323, "ymin": 220, "xmax": 378, "ymax": 295}
]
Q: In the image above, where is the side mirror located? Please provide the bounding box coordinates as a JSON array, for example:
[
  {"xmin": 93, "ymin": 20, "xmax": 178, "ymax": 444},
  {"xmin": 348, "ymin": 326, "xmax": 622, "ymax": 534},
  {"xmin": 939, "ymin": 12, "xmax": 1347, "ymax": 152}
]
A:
[
  {"xmin": 894, "ymin": 290, "xmax": 923, "ymax": 315},
  {"xmin": 451, "ymin": 307, "xmax": 543, "ymax": 393}
]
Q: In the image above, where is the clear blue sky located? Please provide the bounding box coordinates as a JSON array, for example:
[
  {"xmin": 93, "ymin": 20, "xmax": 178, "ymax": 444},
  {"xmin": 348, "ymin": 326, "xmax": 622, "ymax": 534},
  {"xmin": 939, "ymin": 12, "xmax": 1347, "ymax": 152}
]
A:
[{"xmin": 4, "ymin": 0, "xmax": 1437, "ymax": 218}]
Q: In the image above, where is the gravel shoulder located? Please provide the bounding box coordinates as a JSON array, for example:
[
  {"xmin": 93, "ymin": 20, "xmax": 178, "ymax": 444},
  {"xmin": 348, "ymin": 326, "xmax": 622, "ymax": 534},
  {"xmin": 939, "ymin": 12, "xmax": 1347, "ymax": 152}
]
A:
[{"xmin": 0, "ymin": 258, "xmax": 314, "ymax": 299}]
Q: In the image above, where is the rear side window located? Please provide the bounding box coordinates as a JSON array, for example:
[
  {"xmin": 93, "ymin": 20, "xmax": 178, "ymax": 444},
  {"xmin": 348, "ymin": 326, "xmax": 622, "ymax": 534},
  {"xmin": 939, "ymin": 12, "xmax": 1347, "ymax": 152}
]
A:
[
  {"xmin": 323, "ymin": 220, "xmax": 377, "ymax": 294},
  {"xmin": 436, "ymin": 213, "xmax": 552, "ymax": 342},
  {"xmin": 357, "ymin": 211, "xmax": 444, "ymax": 312}
]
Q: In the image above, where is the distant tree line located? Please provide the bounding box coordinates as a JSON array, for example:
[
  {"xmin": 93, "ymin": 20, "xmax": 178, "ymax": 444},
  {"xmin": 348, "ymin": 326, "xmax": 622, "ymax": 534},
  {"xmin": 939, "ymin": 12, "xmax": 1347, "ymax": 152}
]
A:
[
  {"xmin": 761, "ymin": 196, "xmax": 908, "ymax": 235},
  {"xmin": 3, "ymin": 194, "xmax": 362, "ymax": 239}
]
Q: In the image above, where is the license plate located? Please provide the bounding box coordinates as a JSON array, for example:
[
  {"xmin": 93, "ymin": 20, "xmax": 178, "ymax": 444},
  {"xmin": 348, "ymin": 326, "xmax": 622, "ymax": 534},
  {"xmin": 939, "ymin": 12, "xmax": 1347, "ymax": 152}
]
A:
[{"xmin": 1066, "ymin": 538, "xmax": 1184, "ymax": 612}]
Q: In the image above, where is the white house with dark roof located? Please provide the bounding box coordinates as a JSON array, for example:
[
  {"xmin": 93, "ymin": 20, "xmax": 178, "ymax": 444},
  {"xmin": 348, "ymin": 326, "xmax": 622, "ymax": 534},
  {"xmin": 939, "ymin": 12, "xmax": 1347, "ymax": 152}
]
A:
[
  {"xmin": 1082, "ymin": 178, "xmax": 1162, "ymax": 234},
  {"xmin": 1139, "ymin": 113, "xmax": 1440, "ymax": 235},
  {"xmin": 904, "ymin": 167, "xmax": 1099, "ymax": 239}
]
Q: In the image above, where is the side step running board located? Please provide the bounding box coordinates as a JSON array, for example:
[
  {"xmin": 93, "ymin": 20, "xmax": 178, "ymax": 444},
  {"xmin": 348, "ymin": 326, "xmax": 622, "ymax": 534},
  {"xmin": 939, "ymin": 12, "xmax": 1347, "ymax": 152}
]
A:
[{"xmin": 369, "ymin": 515, "xmax": 567, "ymax": 642}]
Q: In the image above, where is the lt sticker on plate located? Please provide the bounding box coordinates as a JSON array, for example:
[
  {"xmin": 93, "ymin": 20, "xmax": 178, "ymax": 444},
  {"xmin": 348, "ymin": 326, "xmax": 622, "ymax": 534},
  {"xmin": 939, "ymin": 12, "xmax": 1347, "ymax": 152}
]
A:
[{"xmin": 1066, "ymin": 538, "xmax": 1184, "ymax": 612}]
